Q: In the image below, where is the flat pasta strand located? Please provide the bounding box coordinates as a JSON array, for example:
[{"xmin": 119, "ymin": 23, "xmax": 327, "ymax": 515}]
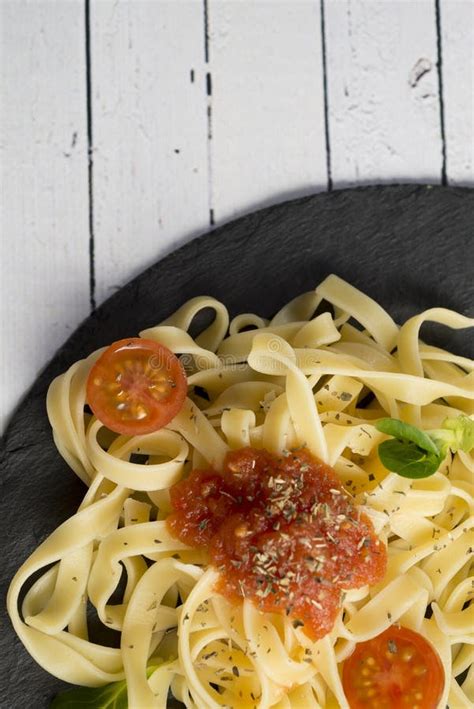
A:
[{"xmin": 7, "ymin": 276, "xmax": 474, "ymax": 708}]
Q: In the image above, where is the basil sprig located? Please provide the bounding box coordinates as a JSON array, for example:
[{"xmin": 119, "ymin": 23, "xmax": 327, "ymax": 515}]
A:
[
  {"xmin": 50, "ymin": 666, "xmax": 158, "ymax": 708},
  {"xmin": 49, "ymin": 678, "xmax": 129, "ymax": 709},
  {"xmin": 376, "ymin": 415, "xmax": 474, "ymax": 479}
]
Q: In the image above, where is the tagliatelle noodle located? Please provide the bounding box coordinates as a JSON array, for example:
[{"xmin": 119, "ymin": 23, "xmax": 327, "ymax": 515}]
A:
[{"xmin": 7, "ymin": 274, "xmax": 474, "ymax": 708}]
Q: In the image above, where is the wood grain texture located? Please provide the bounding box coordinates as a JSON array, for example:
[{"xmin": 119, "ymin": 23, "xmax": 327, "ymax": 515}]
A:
[
  {"xmin": 208, "ymin": 0, "xmax": 328, "ymax": 225},
  {"xmin": 0, "ymin": 0, "xmax": 89, "ymax": 435},
  {"xmin": 325, "ymin": 0, "xmax": 443, "ymax": 187},
  {"xmin": 90, "ymin": 0, "xmax": 209, "ymax": 307},
  {"xmin": 1, "ymin": 1, "xmax": 473, "ymax": 436},
  {"xmin": 441, "ymin": 0, "xmax": 474, "ymax": 185}
]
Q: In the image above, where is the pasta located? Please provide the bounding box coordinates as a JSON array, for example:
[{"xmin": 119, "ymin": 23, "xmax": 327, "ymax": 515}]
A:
[{"xmin": 7, "ymin": 274, "xmax": 474, "ymax": 708}]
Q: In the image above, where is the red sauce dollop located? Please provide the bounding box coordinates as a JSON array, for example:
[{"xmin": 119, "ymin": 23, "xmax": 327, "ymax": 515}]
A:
[{"xmin": 168, "ymin": 447, "xmax": 386, "ymax": 640}]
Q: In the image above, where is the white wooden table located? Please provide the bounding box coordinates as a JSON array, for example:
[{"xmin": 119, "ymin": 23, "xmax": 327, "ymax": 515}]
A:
[{"xmin": 1, "ymin": 0, "xmax": 473, "ymax": 435}]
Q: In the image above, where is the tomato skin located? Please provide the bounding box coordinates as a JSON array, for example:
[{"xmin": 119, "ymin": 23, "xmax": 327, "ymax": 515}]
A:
[
  {"xmin": 342, "ymin": 625, "xmax": 445, "ymax": 709},
  {"xmin": 86, "ymin": 338, "xmax": 187, "ymax": 435}
]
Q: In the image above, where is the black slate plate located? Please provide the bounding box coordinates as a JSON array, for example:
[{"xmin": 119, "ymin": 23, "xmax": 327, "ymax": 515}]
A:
[{"xmin": 1, "ymin": 185, "xmax": 473, "ymax": 708}]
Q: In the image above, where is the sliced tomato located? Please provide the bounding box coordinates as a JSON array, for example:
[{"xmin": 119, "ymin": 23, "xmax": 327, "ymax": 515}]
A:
[
  {"xmin": 86, "ymin": 338, "xmax": 187, "ymax": 435},
  {"xmin": 342, "ymin": 625, "xmax": 445, "ymax": 709}
]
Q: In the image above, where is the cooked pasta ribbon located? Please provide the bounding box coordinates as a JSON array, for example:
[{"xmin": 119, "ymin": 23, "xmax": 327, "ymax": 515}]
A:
[{"xmin": 7, "ymin": 274, "xmax": 473, "ymax": 708}]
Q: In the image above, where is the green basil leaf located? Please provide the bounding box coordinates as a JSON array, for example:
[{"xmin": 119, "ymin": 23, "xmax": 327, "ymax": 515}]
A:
[
  {"xmin": 375, "ymin": 418, "xmax": 439, "ymax": 455},
  {"xmin": 439, "ymin": 415, "xmax": 474, "ymax": 453},
  {"xmin": 378, "ymin": 439, "xmax": 441, "ymax": 479},
  {"xmin": 50, "ymin": 667, "xmax": 158, "ymax": 708},
  {"xmin": 49, "ymin": 679, "xmax": 128, "ymax": 708}
]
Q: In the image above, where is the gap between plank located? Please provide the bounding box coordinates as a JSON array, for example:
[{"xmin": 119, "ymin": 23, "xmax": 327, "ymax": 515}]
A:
[
  {"xmin": 203, "ymin": 0, "xmax": 214, "ymax": 226},
  {"xmin": 320, "ymin": 0, "xmax": 333, "ymax": 192},
  {"xmin": 203, "ymin": 0, "xmax": 210, "ymax": 64},
  {"xmin": 85, "ymin": 0, "xmax": 96, "ymax": 311},
  {"xmin": 434, "ymin": 0, "xmax": 448, "ymax": 186}
]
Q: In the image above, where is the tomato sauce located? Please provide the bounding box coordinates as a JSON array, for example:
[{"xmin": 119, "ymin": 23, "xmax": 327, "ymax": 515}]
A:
[{"xmin": 168, "ymin": 447, "xmax": 386, "ymax": 640}]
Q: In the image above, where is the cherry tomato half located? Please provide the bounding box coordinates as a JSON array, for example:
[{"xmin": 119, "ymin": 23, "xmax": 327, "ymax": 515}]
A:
[
  {"xmin": 86, "ymin": 338, "xmax": 187, "ymax": 435},
  {"xmin": 342, "ymin": 625, "xmax": 445, "ymax": 709}
]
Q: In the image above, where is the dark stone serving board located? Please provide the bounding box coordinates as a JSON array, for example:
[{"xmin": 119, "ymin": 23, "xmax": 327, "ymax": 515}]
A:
[{"xmin": 1, "ymin": 185, "xmax": 473, "ymax": 708}]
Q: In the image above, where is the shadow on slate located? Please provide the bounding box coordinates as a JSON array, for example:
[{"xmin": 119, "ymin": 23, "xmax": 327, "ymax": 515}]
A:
[{"xmin": 1, "ymin": 185, "xmax": 473, "ymax": 708}]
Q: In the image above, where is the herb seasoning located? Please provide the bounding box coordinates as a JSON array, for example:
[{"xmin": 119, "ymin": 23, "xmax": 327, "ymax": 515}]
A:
[{"xmin": 167, "ymin": 447, "xmax": 386, "ymax": 640}]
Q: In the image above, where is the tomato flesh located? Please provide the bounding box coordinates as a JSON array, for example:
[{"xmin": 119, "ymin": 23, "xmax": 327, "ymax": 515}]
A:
[
  {"xmin": 342, "ymin": 625, "xmax": 445, "ymax": 709},
  {"xmin": 86, "ymin": 338, "xmax": 187, "ymax": 435}
]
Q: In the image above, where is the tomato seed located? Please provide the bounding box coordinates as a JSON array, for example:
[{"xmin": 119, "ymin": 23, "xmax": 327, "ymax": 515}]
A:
[
  {"xmin": 132, "ymin": 405, "xmax": 148, "ymax": 420},
  {"xmin": 413, "ymin": 665, "xmax": 426, "ymax": 676}
]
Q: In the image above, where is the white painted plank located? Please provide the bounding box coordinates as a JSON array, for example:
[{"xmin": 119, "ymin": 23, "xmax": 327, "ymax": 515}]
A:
[
  {"xmin": 441, "ymin": 0, "xmax": 474, "ymax": 185},
  {"xmin": 91, "ymin": 0, "xmax": 209, "ymax": 306},
  {"xmin": 208, "ymin": 0, "xmax": 328, "ymax": 225},
  {"xmin": 0, "ymin": 0, "xmax": 89, "ymax": 435},
  {"xmin": 325, "ymin": 0, "xmax": 442, "ymax": 187}
]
